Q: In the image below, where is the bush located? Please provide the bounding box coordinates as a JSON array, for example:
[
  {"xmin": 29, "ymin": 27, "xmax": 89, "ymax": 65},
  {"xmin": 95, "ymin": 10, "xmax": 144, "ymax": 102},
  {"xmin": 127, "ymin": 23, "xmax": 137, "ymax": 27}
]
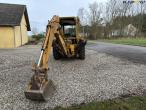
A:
[
  {"xmin": 27, "ymin": 34, "xmax": 45, "ymax": 45},
  {"xmin": 31, "ymin": 34, "xmax": 45, "ymax": 41}
]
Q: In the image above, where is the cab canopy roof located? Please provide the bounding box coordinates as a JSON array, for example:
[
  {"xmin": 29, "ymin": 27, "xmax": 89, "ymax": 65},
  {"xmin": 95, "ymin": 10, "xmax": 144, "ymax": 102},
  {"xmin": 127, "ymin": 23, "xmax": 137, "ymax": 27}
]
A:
[{"xmin": 60, "ymin": 17, "xmax": 79, "ymax": 25}]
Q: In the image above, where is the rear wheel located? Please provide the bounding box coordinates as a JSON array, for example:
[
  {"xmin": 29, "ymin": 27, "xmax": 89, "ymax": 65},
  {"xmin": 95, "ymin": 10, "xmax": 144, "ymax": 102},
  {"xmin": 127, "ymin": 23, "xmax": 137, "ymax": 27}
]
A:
[
  {"xmin": 78, "ymin": 45, "xmax": 85, "ymax": 60},
  {"xmin": 53, "ymin": 46, "xmax": 61, "ymax": 60}
]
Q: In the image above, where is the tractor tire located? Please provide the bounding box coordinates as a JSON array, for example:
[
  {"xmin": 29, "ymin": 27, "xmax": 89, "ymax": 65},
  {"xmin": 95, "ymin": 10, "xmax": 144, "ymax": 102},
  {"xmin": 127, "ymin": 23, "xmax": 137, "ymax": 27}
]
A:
[
  {"xmin": 78, "ymin": 46, "xmax": 85, "ymax": 60},
  {"xmin": 53, "ymin": 46, "xmax": 61, "ymax": 60}
]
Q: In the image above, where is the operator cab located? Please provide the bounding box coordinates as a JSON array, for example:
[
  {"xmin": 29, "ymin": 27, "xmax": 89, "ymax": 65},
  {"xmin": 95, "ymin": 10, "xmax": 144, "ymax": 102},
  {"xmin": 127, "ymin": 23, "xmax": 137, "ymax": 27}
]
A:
[
  {"xmin": 60, "ymin": 17, "xmax": 79, "ymax": 44},
  {"xmin": 60, "ymin": 17, "xmax": 78, "ymax": 37}
]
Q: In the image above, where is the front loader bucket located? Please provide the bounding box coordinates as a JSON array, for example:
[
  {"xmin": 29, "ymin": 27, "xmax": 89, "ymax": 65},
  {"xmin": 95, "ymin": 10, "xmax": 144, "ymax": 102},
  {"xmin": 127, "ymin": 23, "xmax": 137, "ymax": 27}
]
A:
[{"xmin": 24, "ymin": 80, "xmax": 55, "ymax": 101}]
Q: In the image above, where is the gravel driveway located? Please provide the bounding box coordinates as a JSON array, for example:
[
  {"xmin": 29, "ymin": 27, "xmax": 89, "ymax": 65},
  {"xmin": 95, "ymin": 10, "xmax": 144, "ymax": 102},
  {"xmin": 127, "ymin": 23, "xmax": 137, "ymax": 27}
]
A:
[{"xmin": 0, "ymin": 45, "xmax": 146, "ymax": 110}]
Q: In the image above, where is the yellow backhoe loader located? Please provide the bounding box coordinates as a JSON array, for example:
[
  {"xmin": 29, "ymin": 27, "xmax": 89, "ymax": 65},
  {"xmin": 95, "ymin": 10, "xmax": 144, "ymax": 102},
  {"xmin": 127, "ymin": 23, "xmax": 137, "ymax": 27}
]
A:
[{"xmin": 24, "ymin": 15, "xmax": 86, "ymax": 101}]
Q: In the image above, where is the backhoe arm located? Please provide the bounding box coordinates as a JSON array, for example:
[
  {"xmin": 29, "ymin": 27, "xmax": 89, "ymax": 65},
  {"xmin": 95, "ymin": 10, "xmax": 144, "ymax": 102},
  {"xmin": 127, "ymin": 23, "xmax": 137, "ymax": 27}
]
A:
[
  {"xmin": 38, "ymin": 15, "xmax": 68, "ymax": 70},
  {"xmin": 25, "ymin": 15, "xmax": 67, "ymax": 101},
  {"xmin": 38, "ymin": 16, "xmax": 60, "ymax": 70}
]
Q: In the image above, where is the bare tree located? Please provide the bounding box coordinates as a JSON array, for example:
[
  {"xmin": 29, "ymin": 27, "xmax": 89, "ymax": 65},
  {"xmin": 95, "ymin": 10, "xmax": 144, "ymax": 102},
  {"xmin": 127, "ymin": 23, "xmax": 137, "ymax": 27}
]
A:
[
  {"xmin": 77, "ymin": 8, "xmax": 87, "ymax": 26},
  {"xmin": 88, "ymin": 2, "xmax": 103, "ymax": 39},
  {"xmin": 77, "ymin": 0, "xmax": 146, "ymax": 39},
  {"xmin": 103, "ymin": 0, "xmax": 119, "ymax": 38},
  {"xmin": 77, "ymin": 8, "xmax": 88, "ymax": 37},
  {"xmin": 103, "ymin": 0, "xmax": 132, "ymax": 37}
]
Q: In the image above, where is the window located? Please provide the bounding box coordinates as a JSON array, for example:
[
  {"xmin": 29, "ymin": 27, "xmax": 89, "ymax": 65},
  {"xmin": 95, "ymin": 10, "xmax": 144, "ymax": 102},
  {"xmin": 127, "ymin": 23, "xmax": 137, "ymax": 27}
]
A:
[{"xmin": 64, "ymin": 25, "xmax": 76, "ymax": 37}]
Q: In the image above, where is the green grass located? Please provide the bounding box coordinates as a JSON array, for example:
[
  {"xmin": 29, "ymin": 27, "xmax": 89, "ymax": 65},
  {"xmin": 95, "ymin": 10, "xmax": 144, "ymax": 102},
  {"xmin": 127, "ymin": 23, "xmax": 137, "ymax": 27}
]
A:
[
  {"xmin": 87, "ymin": 40, "xmax": 97, "ymax": 45},
  {"xmin": 53, "ymin": 96, "xmax": 146, "ymax": 110},
  {"xmin": 101, "ymin": 38, "xmax": 146, "ymax": 47}
]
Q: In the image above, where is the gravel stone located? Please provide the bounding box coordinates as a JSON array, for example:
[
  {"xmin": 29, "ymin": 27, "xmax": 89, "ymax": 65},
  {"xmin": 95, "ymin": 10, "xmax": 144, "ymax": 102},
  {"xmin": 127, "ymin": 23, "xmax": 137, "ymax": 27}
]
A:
[{"xmin": 0, "ymin": 45, "xmax": 146, "ymax": 110}]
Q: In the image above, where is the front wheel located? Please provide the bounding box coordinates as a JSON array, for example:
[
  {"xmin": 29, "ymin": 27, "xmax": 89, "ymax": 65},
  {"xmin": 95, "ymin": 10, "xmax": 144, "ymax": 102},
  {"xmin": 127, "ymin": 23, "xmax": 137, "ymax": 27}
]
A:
[
  {"xmin": 78, "ymin": 45, "xmax": 85, "ymax": 60},
  {"xmin": 53, "ymin": 46, "xmax": 61, "ymax": 60}
]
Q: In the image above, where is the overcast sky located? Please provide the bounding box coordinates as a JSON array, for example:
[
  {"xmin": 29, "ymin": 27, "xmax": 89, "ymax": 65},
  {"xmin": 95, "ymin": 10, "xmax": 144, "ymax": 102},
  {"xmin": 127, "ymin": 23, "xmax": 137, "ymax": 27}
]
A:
[{"xmin": 0, "ymin": 0, "xmax": 107, "ymax": 32}]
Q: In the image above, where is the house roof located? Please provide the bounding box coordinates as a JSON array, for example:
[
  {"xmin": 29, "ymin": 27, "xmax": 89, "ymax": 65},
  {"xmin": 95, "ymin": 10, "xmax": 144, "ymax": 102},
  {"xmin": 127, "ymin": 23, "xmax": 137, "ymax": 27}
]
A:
[{"xmin": 0, "ymin": 3, "xmax": 31, "ymax": 31}]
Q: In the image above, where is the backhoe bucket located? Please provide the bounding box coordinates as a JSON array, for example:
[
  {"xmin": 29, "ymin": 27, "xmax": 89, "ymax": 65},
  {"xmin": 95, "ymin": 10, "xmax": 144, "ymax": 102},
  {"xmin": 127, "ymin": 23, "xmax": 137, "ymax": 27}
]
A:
[{"xmin": 24, "ymin": 80, "xmax": 55, "ymax": 101}]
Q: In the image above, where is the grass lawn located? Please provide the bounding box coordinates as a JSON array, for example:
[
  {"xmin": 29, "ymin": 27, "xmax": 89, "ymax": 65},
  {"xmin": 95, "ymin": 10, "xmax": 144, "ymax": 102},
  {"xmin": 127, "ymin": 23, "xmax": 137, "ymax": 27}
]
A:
[
  {"xmin": 53, "ymin": 95, "xmax": 146, "ymax": 110},
  {"xmin": 101, "ymin": 38, "xmax": 146, "ymax": 47},
  {"xmin": 87, "ymin": 40, "xmax": 97, "ymax": 45}
]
